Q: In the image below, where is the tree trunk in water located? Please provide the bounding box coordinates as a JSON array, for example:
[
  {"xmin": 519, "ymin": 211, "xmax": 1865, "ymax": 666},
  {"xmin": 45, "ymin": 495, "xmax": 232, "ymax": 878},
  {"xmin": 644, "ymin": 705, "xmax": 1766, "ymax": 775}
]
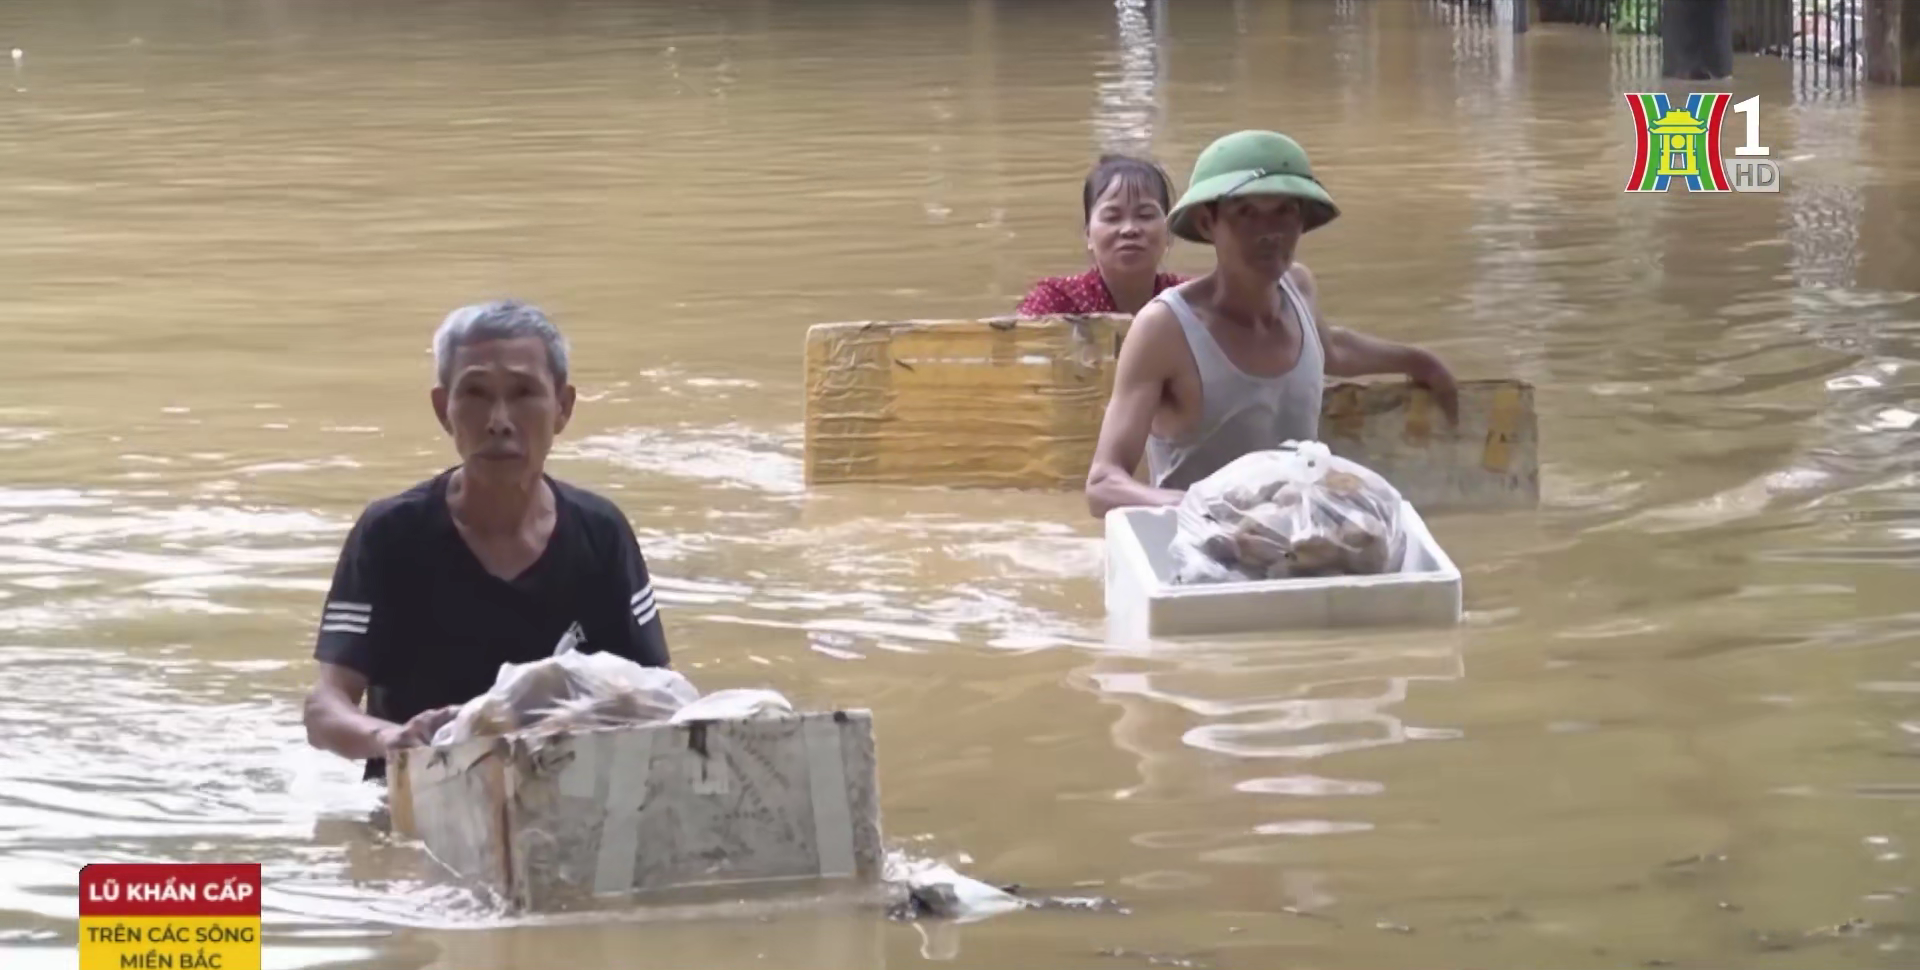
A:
[{"xmin": 1663, "ymin": 0, "xmax": 1734, "ymax": 80}]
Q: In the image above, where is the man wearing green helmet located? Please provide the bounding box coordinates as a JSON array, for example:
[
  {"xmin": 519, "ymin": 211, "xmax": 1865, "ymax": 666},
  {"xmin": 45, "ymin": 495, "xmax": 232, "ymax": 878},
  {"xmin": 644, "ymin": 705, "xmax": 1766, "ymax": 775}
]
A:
[{"xmin": 1085, "ymin": 129, "xmax": 1459, "ymax": 517}]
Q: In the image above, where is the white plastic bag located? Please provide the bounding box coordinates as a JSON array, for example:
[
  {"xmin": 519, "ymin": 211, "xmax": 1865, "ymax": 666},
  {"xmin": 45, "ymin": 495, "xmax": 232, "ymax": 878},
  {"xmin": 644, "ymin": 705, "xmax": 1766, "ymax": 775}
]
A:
[
  {"xmin": 431, "ymin": 628, "xmax": 702, "ymax": 746},
  {"xmin": 668, "ymin": 689, "xmax": 794, "ymax": 724},
  {"xmin": 1167, "ymin": 441, "xmax": 1409, "ymax": 585},
  {"xmin": 885, "ymin": 855, "xmax": 1033, "ymax": 923}
]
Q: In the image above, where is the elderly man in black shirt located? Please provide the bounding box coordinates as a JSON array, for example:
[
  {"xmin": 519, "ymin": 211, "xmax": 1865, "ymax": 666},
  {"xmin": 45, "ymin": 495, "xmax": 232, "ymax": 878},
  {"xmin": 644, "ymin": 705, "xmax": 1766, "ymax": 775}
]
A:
[{"xmin": 302, "ymin": 300, "xmax": 671, "ymax": 780}]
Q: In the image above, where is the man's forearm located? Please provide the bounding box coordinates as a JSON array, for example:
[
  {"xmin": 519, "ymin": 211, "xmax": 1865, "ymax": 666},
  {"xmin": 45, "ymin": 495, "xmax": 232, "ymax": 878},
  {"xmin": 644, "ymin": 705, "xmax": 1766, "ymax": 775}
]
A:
[
  {"xmin": 1087, "ymin": 466, "xmax": 1184, "ymax": 519},
  {"xmin": 1328, "ymin": 327, "xmax": 1438, "ymax": 380},
  {"xmin": 303, "ymin": 694, "xmax": 397, "ymax": 761}
]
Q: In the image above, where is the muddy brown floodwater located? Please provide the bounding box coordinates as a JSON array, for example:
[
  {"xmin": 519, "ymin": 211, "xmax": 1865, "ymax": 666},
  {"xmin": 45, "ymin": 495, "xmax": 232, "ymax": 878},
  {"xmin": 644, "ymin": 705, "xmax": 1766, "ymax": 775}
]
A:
[{"xmin": 2, "ymin": 0, "xmax": 1917, "ymax": 968}]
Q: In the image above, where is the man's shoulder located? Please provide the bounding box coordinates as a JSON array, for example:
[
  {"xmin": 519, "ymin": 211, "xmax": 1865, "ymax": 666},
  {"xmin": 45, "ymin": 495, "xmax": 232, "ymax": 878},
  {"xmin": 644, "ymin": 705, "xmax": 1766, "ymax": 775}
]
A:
[
  {"xmin": 1127, "ymin": 293, "xmax": 1184, "ymax": 339},
  {"xmin": 550, "ymin": 478, "xmax": 637, "ymax": 533},
  {"xmin": 349, "ymin": 475, "xmax": 444, "ymax": 543},
  {"xmin": 1115, "ymin": 297, "xmax": 1190, "ymax": 383},
  {"xmin": 1285, "ymin": 261, "xmax": 1319, "ymax": 297}
]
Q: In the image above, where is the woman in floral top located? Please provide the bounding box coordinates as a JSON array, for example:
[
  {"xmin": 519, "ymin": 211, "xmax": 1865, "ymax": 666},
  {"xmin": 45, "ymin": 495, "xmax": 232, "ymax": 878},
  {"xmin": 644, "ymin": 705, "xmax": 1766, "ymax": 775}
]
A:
[{"xmin": 1017, "ymin": 154, "xmax": 1187, "ymax": 317}]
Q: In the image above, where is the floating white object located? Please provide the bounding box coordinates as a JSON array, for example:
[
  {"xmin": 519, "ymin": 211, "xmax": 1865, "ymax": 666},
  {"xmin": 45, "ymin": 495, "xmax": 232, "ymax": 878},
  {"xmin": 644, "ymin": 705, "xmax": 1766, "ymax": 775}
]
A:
[
  {"xmin": 1103, "ymin": 501, "xmax": 1463, "ymax": 640},
  {"xmin": 890, "ymin": 857, "xmax": 1031, "ymax": 923}
]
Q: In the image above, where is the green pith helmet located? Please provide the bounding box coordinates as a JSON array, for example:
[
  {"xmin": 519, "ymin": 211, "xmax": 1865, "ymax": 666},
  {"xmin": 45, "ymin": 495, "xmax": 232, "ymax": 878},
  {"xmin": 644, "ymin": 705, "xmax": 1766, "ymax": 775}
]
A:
[{"xmin": 1166, "ymin": 129, "xmax": 1340, "ymax": 243}]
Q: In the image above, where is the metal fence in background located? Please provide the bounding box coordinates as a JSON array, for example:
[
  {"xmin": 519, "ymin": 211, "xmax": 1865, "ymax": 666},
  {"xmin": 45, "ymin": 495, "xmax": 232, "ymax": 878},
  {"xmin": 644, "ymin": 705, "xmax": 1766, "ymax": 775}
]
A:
[
  {"xmin": 1760, "ymin": 0, "xmax": 1860, "ymax": 74},
  {"xmin": 1439, "ymin": 0, "xmax": 1860, "ymax": 89},
  {"xmin": 1429, "ymin": 0, "xmax": 1524, "ymax": 27}
]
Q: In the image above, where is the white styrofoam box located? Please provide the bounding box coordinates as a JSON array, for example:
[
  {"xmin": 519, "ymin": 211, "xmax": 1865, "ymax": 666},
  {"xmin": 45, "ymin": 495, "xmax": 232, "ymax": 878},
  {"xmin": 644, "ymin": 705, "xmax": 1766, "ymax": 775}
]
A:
[
  {"xmin": 1103, "ymin": 501, "xmax": 1463, "ymax": 640},
  {"xmin": 387, "ymin": 710, "xmax": 886, "ymax": 914}
]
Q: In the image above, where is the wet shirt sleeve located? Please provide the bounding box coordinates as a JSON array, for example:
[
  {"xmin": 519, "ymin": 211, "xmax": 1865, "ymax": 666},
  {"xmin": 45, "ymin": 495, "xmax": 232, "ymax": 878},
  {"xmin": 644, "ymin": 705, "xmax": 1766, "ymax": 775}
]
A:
[
  {"xmin": 609, "ymin": 513, "xmax": 672, "ymax": 668},
  {"xmin": 313, "ymin": 510, "xmax": 393, "ymax": 679}
]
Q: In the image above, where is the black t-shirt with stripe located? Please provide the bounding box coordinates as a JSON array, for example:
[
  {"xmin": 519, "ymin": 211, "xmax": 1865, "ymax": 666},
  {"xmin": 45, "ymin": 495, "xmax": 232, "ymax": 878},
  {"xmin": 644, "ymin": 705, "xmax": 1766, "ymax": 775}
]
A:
[{"xmin": 312, "ymin": 468, "xmax": 671, "ymax": 779}]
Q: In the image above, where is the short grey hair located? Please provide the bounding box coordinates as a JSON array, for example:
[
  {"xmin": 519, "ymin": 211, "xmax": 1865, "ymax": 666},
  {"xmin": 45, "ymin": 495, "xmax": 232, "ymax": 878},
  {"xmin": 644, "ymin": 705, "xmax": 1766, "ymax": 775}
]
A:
[{"xmin": 432, "ymin": 300, "xmax": 571, "ymax": 388}]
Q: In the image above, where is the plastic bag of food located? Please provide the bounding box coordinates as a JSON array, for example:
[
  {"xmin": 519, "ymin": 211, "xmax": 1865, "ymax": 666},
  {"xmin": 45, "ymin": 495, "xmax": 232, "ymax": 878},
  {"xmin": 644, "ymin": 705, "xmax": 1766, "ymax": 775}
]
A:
[
  {"xmin": 432, "ymin": 626, "xmax": 702, "ymax": 746},
  {"xmin": 668, "ymin": 689, "xmax": 794, "ymax": 724},
  {"xmin": 1166, "ymin": 441, "xmax": 1409, "ymax": 585}
]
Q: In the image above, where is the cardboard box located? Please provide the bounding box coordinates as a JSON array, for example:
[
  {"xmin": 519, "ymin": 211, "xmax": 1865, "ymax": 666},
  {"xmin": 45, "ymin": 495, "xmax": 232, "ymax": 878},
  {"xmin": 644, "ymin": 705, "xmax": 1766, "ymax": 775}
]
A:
[
  {"xmin": 1103, "ymin": 503, "xmax": 1463, "ymax": 640},
  {"xmin": 802, "ymin": 315, "xmax": 1538, "ymax": 512},
  {"xmin": 804, "ymin": 314, "xmax": 1127, "ymax": 490},
  {"xmin": 1319, "ymin": 379, "xmax": 1538, "ymax": 513},
  {"xmin": 387, "ymin": 710, "xmax": 886, "ymax": 914}
]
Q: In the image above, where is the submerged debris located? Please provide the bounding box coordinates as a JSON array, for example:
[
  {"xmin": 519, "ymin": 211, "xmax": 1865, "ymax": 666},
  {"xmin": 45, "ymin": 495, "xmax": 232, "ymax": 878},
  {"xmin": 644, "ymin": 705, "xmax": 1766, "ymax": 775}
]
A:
[
  {"xmin": 1453, "ymin": 907, "xmax": 1528, "ymax": 926},
  {"xmin": 1749, "ymin": 915, "xmax": 1873, "ymax": 953},
  {"xmin": 1280, "ymin": 905, "xmax": 1339, "ymax": 924},
  {"xmin": 1662, "ymin": 851, "xmax": 1729, "ymax": 869},
  {"xmin": 1028, "ymin": 893, "xmax": 1131, "ymax": 915},
  {"xmin": 1808, "ymin": 917, "xmax": 1871, "ymax": 938},
  {"xmin": 1097, "ymin": 947, "xmax": 1210, "ymax": 969}
]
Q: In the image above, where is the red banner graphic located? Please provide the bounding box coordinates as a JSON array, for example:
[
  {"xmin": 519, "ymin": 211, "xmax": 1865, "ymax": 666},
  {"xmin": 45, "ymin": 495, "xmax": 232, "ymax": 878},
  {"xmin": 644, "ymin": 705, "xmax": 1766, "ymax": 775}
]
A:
[{"xmin": 80, "ymin": 864, "xmax": 261, "ymax": 918}]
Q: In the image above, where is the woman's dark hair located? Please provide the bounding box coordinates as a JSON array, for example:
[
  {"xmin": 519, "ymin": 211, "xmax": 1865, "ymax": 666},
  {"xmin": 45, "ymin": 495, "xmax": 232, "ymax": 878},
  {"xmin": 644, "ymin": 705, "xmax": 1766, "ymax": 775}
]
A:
[{"xmin": 1081, "ymin": 153, "xmax": 1174, "ymax": 226}]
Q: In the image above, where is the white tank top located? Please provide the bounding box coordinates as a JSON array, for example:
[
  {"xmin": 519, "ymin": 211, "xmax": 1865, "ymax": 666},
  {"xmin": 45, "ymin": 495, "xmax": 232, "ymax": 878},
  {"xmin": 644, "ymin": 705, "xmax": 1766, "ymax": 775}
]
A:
[{"xmin": 1143, "ymin": 276, "xmax": 1326, "ymax": 491}]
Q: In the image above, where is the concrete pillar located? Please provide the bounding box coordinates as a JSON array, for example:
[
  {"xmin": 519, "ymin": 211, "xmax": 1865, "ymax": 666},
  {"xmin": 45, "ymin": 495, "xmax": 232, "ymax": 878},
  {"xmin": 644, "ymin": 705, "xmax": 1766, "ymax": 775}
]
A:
[
  {"xmin": 1866, "ymin": 0, "xmax": 1920, "ymax": 86},
  {"xmin": 1494, "ymin": 0, "xmax": 1529, "ymax": 34},
  {"xmin": 1663, "ymin": 0, "xmax": 1733, "ymax": 79},
  {"xmin": 1856, "ymin": 87, "xmax": 1915, "ymax": 290}
]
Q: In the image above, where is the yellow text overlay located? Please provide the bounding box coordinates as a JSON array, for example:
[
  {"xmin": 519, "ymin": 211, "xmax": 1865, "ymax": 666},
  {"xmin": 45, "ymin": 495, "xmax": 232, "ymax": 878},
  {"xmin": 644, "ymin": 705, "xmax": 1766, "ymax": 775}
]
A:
[{"xmin": 79, "ymin": 916, "xmax": 261, "ymax": 970}]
